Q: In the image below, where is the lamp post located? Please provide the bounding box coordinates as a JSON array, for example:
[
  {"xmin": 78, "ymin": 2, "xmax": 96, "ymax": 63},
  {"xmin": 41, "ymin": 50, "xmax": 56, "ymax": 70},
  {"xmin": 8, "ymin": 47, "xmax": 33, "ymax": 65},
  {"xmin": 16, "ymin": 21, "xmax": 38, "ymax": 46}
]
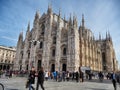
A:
[
  {"xmin": 30, "ymin": 40, "xmax": 42, "ymax": 70},
  {"xmin": 30, "ymin": 40, "xmax": 37, "ymax": 69}
]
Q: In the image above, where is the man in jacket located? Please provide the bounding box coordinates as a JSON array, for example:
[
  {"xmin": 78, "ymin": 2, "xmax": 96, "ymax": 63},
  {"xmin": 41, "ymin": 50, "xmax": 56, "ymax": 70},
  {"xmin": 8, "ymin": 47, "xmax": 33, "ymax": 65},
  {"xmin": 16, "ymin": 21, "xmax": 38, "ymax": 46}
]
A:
[
  {"xmin": 28, "ymin": 67, "xmax": 36, "ymax": 90},
  {"xmin": 111, "ymin": 71, "xmax": 117, "ymax": 90},
  {"xmin": 36, "ymin": 67, "xmax": 45, "ymax": 90}
]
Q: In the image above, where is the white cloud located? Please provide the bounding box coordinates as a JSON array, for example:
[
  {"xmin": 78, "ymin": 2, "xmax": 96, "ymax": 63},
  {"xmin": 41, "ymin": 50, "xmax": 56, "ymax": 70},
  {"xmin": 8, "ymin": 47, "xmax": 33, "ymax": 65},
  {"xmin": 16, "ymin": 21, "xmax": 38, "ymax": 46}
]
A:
[{"xmin": 1, "ymin": 36, "xmax": 17, "ymax": 42}]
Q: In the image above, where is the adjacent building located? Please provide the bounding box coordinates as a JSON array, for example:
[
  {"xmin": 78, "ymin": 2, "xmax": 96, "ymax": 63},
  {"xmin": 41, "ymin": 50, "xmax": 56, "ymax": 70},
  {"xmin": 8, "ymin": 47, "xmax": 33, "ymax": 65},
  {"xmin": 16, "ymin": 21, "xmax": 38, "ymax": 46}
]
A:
[
  {"xmin": 14, "ymin": 6, "xmax": 118, "ymax": 72},
  {"xmin": 0, "ymin": 45, "xmax": 16, "ymax": 70}
]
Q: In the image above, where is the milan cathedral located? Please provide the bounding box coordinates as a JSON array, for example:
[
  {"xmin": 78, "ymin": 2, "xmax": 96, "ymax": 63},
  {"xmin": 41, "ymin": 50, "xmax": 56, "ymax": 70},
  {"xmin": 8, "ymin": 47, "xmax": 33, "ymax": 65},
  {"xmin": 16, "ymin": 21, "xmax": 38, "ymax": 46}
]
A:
[{"xmin": 14, "ymin": 6, "xmax": 118, "ymax": 72}]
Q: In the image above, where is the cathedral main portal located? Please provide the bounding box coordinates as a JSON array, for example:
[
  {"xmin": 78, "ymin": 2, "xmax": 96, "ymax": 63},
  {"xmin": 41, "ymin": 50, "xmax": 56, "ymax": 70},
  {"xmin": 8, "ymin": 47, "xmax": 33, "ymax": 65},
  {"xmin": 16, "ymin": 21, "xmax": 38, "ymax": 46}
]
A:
[{"xmin": 62, "ymin": 63, "xmax": 67, "ymax": 71}]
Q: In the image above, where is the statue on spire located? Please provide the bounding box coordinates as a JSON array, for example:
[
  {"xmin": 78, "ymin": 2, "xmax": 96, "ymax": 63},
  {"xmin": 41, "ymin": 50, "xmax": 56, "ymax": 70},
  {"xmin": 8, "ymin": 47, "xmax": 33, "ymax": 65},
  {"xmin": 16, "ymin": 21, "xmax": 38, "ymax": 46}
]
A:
[{"xmin": 73, "ymin": 14, "xmax": 78, "ymax": 27}]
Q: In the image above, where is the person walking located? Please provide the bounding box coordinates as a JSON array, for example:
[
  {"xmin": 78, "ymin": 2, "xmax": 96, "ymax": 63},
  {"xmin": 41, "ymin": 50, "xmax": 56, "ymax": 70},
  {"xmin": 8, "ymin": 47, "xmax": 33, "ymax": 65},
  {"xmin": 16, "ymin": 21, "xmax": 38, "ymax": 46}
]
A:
[
  {"xmin": 36, "ymin": 67, "xmax": 45, "ymax": 90},
  {"xmin": 28, "ymin": 67, "xmax": 36, "ymax": 90},
  {"xmin": 45, "ymin": 71, "xmax": 48, "ymax": 81},
  {"xmin": 111, "ymin": 71, "xmax": 117, "ymax": 90},
  {"xmin": 98, "ymin": 71, "xmax": 104, "ymax": 82},
  {"xmin": 79, "ymin": 70, "xmax": 84, "ymax": 82},
  {"xmin": 76, "ymin": 71, "xmax": 79, "ymax": 82}
]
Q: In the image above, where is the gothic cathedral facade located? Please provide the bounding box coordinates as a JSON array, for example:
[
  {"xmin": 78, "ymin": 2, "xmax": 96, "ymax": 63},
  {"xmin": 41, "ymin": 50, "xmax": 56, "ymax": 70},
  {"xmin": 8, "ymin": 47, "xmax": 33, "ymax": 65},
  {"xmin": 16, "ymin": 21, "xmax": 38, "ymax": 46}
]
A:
[{"xmin": 14, "ymin": 6, "xmax": 118, "ymax": 72}]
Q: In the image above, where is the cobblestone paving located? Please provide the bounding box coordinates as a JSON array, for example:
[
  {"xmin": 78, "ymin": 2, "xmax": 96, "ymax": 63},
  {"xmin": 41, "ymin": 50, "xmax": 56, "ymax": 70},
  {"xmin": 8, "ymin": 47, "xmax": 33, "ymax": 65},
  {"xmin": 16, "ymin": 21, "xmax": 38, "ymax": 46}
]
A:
[{"xmin": 0, "ymin": 77, "xmax": 120, "ymax": 90}]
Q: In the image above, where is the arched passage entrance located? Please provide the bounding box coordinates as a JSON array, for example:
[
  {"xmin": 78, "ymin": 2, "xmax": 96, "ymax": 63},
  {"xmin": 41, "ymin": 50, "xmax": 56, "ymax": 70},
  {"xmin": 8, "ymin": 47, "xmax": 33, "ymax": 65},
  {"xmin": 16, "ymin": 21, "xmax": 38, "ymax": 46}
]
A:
[
  {"xmin": 51, "ymin": 64, "xmax": 55, "ymax": 72},
  {"xmin": 0, "ymin": 65, "xmax": 2, "ymax": 70},
  {"xmin": 7, "ymin": 65, "xmax": 10, "ymax": 70},
  {"xmin": 3, "ymin": 65, "xmax": 6, "ymax": 70},
  {"xmin": 62, "ymin": 64, "xmax": 67, "ymax": 71}
]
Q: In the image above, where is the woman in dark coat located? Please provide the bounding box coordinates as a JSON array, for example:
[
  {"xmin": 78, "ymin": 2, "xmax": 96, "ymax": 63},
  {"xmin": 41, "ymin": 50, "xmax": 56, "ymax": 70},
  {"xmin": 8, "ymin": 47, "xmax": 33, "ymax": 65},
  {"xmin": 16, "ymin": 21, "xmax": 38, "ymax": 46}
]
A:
[{"xmin": 36, "ymin": 67, "xmax": 45, "ymax": 90}]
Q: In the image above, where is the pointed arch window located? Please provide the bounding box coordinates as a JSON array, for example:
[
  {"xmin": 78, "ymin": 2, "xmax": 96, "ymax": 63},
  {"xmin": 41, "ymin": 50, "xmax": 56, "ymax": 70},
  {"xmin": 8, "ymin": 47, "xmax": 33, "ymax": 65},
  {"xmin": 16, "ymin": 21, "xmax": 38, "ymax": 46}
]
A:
[
  {"xmin": 52, "ymin": 49, "xmax": 55, "ymax": 57},
  {"xmin": 40, "ymin": 42, "xmax": 43, "ymax": 49},
  {"xmin": 41, "ymin": 24, "xmax": 45, "ymax": 35},
  {"xmin": 53, "ymin": 36, "xmax": 56, "ymax": 44},
  {"xmin": 21, "ymin": 53, "xmax": 23, "ymax": 59},
  {"xmin": 28, "ymin": 52, "xmax": 30, "ymax": 58},
  {"xmin": 63, "ymin": 47, "xmax": 66, "ymax": 55}
]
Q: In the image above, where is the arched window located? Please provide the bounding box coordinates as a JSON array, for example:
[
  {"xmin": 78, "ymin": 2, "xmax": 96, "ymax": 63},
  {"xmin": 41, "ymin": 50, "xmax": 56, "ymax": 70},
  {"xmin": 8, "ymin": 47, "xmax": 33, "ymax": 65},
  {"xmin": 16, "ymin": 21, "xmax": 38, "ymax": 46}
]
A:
[
  {"xmin": 53, "ymin": 36, "xmax": 56, "ymax": 44},
  {"xmin": 40, "ymin": 42, "xmax": 43, "ymax": 49},
  {"xmin": 63, "ymin": 48, "xmax": 66, "ymax": 55},
  {"xmin": 41, "ymin": 24, "xmax": 45, "ymax": 35},
  {"xmin": 21, "ymin": 53, "xmax": 23, "ymax": 59},
  {"xmin": 28, "ymin": 52, "xmax": 30, "ymax": 58},
  {"xmin": 52, "ymin": 49, "xmax": 55, "ymax": 57},
  {"xmin": 5, "ymin": 60, "xmax": 7, "ymax": 63}
]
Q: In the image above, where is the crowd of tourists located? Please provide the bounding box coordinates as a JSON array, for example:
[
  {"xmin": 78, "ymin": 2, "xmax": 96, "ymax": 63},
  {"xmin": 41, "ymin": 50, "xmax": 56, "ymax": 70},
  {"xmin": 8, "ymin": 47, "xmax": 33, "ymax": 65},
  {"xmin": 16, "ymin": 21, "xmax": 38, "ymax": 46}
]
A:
[
  {"xmin": 0, "ymin": 68, "xmax": 120, "ymax": 90},
  {"xmin": 0, "ymin": 69, "xmax": 13, "ymax": 78}
]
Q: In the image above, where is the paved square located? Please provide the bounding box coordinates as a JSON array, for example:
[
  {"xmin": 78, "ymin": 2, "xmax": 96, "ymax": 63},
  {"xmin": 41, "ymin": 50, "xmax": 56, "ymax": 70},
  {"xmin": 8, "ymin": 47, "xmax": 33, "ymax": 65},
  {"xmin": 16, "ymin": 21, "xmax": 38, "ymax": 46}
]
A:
[{"xmin": 0, "ymin": 77, "xmax": 120, "ymax": 90}]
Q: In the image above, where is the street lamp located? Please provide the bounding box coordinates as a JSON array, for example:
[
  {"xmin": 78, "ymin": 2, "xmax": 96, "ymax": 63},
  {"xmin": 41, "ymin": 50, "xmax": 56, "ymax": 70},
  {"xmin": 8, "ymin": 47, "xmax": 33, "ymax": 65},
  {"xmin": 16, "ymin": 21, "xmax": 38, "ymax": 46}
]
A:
[{"xmin": 30, "ymin": 40, "xmax": 43, "ymax": 70}]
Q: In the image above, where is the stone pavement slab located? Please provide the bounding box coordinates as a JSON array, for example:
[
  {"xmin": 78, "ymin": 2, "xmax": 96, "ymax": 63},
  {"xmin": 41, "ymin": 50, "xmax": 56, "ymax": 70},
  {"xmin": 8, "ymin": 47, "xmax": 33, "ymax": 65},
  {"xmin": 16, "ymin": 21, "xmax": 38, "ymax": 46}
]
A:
[{"xmin": 0, "ymin": 77, "xmax": 120, "ymax": 90}]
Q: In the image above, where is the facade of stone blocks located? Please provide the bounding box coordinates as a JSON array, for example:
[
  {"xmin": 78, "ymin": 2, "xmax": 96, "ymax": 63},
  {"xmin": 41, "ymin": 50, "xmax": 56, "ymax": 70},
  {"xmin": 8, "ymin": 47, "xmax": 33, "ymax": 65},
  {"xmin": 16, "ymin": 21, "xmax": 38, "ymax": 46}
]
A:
[{"xmin": 0, "ymin": 45, "xmax": 16, "ymax": 70}]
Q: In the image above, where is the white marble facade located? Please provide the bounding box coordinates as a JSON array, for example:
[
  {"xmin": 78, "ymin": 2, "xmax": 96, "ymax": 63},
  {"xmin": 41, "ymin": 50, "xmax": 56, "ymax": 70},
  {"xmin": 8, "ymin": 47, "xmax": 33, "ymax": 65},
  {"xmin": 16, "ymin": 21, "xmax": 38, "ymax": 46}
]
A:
[{"xmin": 14, "ymin": 6, "xmax": 118, "ymax": 72}]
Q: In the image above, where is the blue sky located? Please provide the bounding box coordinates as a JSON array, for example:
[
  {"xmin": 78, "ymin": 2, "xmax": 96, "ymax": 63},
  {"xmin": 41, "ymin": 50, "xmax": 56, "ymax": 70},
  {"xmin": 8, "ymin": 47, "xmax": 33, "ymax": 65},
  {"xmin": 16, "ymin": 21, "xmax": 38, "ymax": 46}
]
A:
[{"xmin": 0, "ymin": 0, "xmax": 120, "ymax": 66}]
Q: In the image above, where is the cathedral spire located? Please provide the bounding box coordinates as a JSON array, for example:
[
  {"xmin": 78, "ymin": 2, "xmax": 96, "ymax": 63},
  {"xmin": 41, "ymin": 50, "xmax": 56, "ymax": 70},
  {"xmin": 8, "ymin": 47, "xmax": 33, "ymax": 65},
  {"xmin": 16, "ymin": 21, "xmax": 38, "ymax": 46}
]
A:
[
  {"xmin": 64, "ymin": 14, "xmax": 66, "ymax": 20},
  {"xmin": 17, "ymin": 31, "xmax": 23, "ymax": 47},
  {"xmin": 57, "ymin": 8, "xmax": 61, "ymax": 26},
  {"xmin": 64, "ymin": 14, "xmax": 66, "ymax": 27},
  {"xmin": 35, "ymin": 11, "xmax": 40, "ymax": 20},
  {"xmin": 34, "ymin": 11, "xmax": 40, "ymax": 28},
  {"xmin": 108, "ymin": 30, "xmax": 112, "ymax": 41},
  {"xmin": 82, "ymin": 14, "xmax": 85, "ymax": 28},
  {"xmin": 69, "ymin": 13, "xmax": 72, "ymax": 26},
  {"xmin": 106, "ymin": 31, "xmax": 108, "ymax": 40},
  {"xmin": 73, "ymin": 14, "xmax": 78, "ymax": 27},
  {"xmin": 27, "ymin": 21, "xmax": 30, "ymax": 32},
  {"xmin": 59, "ymin": 8, "xmax": 61, "ymax": 17},
  {"xmin": 26, "ymin": 22, "xmax": 30, "ymax": 39},
  {"xmin": 108, "ymin": 30, "xmax": 110, "ymax": 38},
  {"xmin": 99, "ymin": 32, "xmax": 101, "ymax": 40},
  {"xmin": 47, "ymin": 3, "xmax": 52, "ymax": 14}
]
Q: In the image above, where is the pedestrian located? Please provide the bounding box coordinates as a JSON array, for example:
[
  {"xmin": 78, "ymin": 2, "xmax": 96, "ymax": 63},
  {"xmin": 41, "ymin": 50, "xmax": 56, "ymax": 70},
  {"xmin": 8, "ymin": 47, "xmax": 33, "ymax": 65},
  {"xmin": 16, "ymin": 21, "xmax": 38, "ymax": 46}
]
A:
[
  {"xmin": 62, "ymin": 71, "xmax": 66, "ymax": 81},
  {"xmin": 45, "ymin": 71, "xmax": 48, "ymax": 81},
  {"xmin": 28, "ymin": 67, "xmax": 36, "ymax": 90},
  {"xmin": 76, "ymin": 71, "xmax": 79, "ymax": 82},
  {"xmin": 116, "ymin": 71, "xmax": 120, "ymax": 86},
  {"xmin": 98, "ymin": 71, "xmax": 104, "ymax": 82},
  {"xmin": 79, "ymin": 70, "xmax": 84, "ymax": 82},
  {"xmin": 111, "ymin": 71, "xmax": 117, "ymax": 90},
  {"xmin": 36, "ymin": 67, "xmax": 45, "ymax": 90}
]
